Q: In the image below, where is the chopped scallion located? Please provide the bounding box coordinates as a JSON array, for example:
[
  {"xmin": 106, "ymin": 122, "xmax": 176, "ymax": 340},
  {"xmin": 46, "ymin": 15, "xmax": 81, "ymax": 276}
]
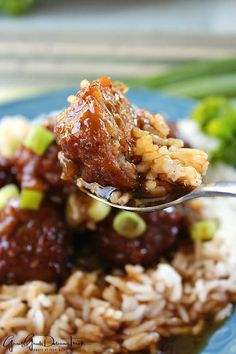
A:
[
  {"xmin": 88, "ymin": 200, "xmax": 111, "ymax": 222},
  {"xmin": 113, "ymin": 211, "xmax": 146, "ymax": 239},
  {"xmin": 19, "ymin": 189, "xmax": 44, "ymax": 210},
  {"xmin": 191, "ymin": 220, "xmax": 218, "ymax": 241},
  {"xmin": 0, "ymin": 184, "xmax": 19, "ymax": 210},
  {"xmin": 23, "ymin": 125, "xmax": 54, "ymax": 156}
]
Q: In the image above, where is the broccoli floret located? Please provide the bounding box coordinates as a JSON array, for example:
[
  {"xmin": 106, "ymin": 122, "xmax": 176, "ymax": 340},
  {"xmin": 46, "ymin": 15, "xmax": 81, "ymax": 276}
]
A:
[
  {"xmin": 192, "ymin": 97, "xmax": 234, "ymax": 132},
  {"xmin": 0, "ymin": 0, "xmax": 36, "ymax": 15},
  {"xmin": 191, "ymin": 97, "xmax": 236, "ymax": 165},
  {"xmin": 211, "ymin": 138, "xmax": 236, "ymax": 165},
  {"xmin": 206, "ymin": 113, "xmax": 236, "ymax": 140}
]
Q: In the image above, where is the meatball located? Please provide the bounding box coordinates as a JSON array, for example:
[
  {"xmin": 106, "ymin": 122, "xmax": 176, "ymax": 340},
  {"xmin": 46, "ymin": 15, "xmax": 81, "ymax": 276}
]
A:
[
  {"xmin": 0, "ymin": 200, "xmax": 73, "ymax": 284},
  {"xmin": 0, "ymin": 155, "xmax": 16, "ymax": 188},
  {"xmin": 95, "ymin": 207, "xmax": 187, "ymax": 267},
  {"xmin": 13, "ymin": 142, "xmax": 76, "ymax": 201},
  {"xmin": 55, "ymin": 77, "xmax": 137, "ymax": 190},
  {"xmin": 13, "ymin": 143, "xmax": 63, "ymax": 191}
]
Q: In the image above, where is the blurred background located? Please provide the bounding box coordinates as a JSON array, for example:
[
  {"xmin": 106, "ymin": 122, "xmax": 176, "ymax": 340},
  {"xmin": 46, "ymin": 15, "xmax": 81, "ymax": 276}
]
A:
[{"xmin": 1, "ymin": 0, "xmax": 236, "ymax": 103}]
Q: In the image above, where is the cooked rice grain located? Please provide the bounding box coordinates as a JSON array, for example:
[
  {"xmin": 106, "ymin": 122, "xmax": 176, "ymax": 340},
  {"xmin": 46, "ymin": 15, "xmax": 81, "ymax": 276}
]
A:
[{"xmin": 133, "ymin": 112, "xmax": 209, "ymax": 197}]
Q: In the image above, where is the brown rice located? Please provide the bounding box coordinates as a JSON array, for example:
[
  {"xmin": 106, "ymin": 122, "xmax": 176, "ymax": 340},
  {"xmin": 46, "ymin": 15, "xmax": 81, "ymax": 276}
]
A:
[{"xmin": 0, "ymin": 218, "xmax": 235, "ymax": 353}]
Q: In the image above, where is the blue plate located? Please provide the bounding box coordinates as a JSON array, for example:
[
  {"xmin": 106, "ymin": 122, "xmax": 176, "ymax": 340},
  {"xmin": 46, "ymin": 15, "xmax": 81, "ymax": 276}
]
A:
[{"xmin": 0, "ymin": 89, "xmax": 235, "ymax": 354}]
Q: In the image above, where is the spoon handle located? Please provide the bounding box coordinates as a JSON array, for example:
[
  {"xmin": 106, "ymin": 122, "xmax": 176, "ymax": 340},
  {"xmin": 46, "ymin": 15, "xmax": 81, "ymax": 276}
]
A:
[{"xmin": 189, "ymin": 181, "xmax": 236, "ymax": 199}]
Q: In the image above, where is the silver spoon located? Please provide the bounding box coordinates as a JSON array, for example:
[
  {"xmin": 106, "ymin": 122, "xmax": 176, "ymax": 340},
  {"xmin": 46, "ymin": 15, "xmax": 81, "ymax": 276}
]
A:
[{"xmin": 80, "ymin": 181, "xmax": 236, "ymax": 213}]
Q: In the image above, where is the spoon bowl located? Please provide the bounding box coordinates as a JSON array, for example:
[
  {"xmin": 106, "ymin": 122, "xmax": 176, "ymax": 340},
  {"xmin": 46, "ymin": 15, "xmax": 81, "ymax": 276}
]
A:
[{"xmin": 80, "ymin": 181, "xmax": 236, "ymax": 212}]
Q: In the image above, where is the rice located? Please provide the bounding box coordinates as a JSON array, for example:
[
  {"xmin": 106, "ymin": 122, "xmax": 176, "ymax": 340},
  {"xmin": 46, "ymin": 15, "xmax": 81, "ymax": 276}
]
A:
[
  {"xmin": 0, "ymin": 115, "xmax": 235, "ymax": 353},
  {"xmin": 132, "ymin": 111, "xmax": 209, "ymax": 198},
  {"xmin": 0, "ymin": 225, "xmax": 236, "ymax": 353},
  {"xmin": 0, "ymin": 212, "xmax": 235, "ymax": 353},
  {"xmin": 0, "ymin": 116, "xmax": 30, "ymax": 158}
]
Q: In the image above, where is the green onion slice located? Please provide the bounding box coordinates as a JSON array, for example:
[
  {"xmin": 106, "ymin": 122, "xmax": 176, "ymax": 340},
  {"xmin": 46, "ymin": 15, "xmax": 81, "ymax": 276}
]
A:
[
  {"xmin": 113, "ymin": 211, "xmax": 147, "ymax": 239},
  {"xmin": 0, "ymin": 184, "xmax": 19, "ymax": 210},
  {"xmin": 19, "ymin": 189, "xmax": 44, "ymax": 210},
  {"xmin": 191, "ymin": 220, "xmax": 218, "ymax": 241},
  {"xmin": 88, "ymin": 200, "xmax": 111, "ymax": 222},
  {"xmin": 23, "ymin": 125, "xmax": 54, "ymax": 156}
]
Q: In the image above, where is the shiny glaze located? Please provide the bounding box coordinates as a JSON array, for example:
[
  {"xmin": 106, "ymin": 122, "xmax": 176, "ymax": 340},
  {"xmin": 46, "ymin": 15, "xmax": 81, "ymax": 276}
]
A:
[
  {"xmin": 55, "ymin": 77, "xmax": 138, "ymax": 190},
  {"xmin": 0, "ymin": 199, "xmax": 73, "ymax": 284},
  {"xmin": 0, "ymin": 155, "xmax": 16, "ymax": 188},
  {"xmin": 13, "ymin": 143, "xmax": 63, "ymax": 191}
]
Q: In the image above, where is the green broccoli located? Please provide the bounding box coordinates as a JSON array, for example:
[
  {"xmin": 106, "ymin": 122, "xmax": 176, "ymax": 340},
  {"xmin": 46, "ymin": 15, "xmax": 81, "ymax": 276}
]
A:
[
  {"xmin": 0, "ymin": 0, "xmax": 36, "ymax": 15},
  {"xmin": 206, "ymin": 112, "xmax": 236, "ymax": 140},
  {"xmin": 192, "ymin": 97, "xmax": 234, "ymax": 131},
  {"xmin": 191, "ymin": 97, "xmax": 236, "ymax": 165},
  {"xmin": 211, "ymin": 139, "xmax": 236, "ymax": 165}
]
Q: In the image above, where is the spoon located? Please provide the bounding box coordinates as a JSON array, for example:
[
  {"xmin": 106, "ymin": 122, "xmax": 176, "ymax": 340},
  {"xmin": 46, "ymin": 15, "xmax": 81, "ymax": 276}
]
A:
[{"xmin": 80, "ymin": 181, "xmax": 236, "ymax": 213}]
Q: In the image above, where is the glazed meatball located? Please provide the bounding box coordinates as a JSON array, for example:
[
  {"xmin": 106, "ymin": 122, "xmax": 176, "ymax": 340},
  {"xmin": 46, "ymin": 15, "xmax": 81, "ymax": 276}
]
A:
[
  {"xmin": 13, "ymin": 143, "xmax": 63, "ymax": 191},
  {"xmin": 13, "ymin": 142, "xmax": 76, "ymax": 202},
  {"xmin": 0, "ymin": 200, "xmax": 73, "ymax": 284},
  {"xmin": 0, "ymin": 155, "xmax": 16, "ymax": 188},
  {"xmin": 95, "ymin": 207, "xmax": 187, "ymax": 267},
  {"xmin": 55, "ymin": 77, "xmax": 137, "ymax": 190}
]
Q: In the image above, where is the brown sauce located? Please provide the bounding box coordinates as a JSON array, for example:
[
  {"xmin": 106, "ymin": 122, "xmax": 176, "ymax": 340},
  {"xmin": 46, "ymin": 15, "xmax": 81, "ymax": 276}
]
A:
[{"xmin": 158, "ymin": 322, "xmax": 220, "ymax": 354}]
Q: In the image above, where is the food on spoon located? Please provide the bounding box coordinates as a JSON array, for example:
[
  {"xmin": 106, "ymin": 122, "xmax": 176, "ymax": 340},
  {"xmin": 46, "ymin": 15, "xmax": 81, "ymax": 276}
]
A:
[
  {"xmin": 55, "ymin": 78, "xmax": 137, "ymax": 193},
  {"xmin": 55, "ymin": 77, "xmax": 209, "ymax": 205}
]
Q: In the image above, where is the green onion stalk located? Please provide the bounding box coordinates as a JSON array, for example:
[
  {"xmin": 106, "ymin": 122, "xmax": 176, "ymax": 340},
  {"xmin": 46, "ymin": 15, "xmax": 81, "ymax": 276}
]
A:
[
  {"xmin": 24, "ymin": 125, "xmax": 54, "ymax": 156},
  {"xmin": 127, "ymin": 58, "xmax": 236, "ymax": 99},
  {"xmin": 113, "ymin": 211, "xmax": 147, "ymax": 239},
  {"xmin": 0, "ymin": 184, "xmax": 19, "ymax": 210},
  {"xmin": 191, "ymin": 220, "xmax": 218, "ymax": 242},
  {"xmin": 19, "ymin": 189, "xmax": 44, "ymax": 211}
]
